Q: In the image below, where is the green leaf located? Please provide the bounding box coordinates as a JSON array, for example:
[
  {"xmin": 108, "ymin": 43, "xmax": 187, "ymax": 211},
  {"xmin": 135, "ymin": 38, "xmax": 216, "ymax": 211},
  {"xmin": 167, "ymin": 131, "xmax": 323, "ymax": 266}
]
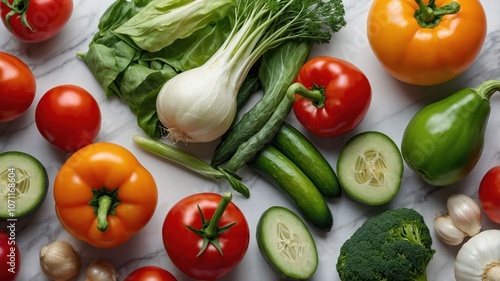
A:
[
  {"xmin": 259, "ymin": 40, "xmax": 312, "ymax": 97},
  {"xmin": 120, "ymin": 64, "xmax": 176, "ymax": 114},
  {"xmin": 144, "ymin": 18, "xmax": 232, "ymax": 72},
  {"xmin": 114, "ymin": 0, "xmax": 235, "ymax": 52},
  {"xmin": 136, "ymin": 89, "xmax": 163, "ymax": 138},
  {"xmin": 82, "ymin": 42, "xmax": 137, "ymax": 97},
  {"xmin": 97, "ymin": 0, "xmax": 146, "ymax": 35}
]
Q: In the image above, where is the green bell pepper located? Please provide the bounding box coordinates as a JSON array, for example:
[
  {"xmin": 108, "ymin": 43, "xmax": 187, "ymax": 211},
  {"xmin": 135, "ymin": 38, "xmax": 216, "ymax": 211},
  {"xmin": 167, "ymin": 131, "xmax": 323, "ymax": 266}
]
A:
[{"xmin": 402, "ymin": 80, "xmax": 500, "ymax": 186}]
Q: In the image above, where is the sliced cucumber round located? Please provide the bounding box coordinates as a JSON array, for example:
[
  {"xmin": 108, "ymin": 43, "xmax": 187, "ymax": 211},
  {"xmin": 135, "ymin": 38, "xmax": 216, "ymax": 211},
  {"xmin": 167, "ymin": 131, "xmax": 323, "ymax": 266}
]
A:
[
  {"xmin": 256, "ymin": 206, "xmax": 318, "ymax": 280},
  {"xmin": 337, "ymin": 131, "xmax": 403, "ymax": 205},
  {"xmin": 0, "ymin": 151, "xmax": 49, "ymax": 220}
]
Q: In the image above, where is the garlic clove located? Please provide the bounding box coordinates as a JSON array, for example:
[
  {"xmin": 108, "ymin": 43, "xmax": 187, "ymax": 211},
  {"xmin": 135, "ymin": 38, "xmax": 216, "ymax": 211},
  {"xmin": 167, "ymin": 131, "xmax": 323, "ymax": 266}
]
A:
[
  {"xmin": 447, "ymin": 194, "xmax": 482, "ymax": 237},
  {"xmin": 434, "ymin": 215, "xmax": 467, "ymax": 245},
  {"xmin": 40, "ymin": 240, "xmax": 81, "ymax": 281}
]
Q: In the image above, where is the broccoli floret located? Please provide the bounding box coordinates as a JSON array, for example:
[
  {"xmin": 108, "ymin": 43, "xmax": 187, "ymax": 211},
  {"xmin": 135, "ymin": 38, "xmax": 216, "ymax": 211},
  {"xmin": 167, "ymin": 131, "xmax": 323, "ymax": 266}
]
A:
[{"xmin": 336, "ymin": 208, "xmax": 436, "ymax": 281}]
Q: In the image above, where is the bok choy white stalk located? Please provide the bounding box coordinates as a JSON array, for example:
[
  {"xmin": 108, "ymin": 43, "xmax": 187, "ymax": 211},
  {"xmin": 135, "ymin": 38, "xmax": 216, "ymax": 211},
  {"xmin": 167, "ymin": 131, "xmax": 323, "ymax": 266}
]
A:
[{"xmin": 155, "ymin": 0, "xmax": 346, "ymax": 143}]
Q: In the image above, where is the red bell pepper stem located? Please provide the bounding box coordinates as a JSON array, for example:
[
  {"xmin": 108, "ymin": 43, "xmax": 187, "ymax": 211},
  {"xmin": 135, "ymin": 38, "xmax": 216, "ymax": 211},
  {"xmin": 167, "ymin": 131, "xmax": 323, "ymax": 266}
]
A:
[{"xmin": 287, "ymin": 82, "xmax": 326, "ymax": 108}]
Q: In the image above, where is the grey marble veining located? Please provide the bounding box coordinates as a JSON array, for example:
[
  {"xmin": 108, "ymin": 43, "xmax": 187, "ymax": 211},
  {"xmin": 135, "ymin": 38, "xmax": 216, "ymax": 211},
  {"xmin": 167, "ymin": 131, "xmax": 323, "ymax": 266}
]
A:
[{"xmin": 1, "ymin": 0, "xmax": 500, "ymax": 280}]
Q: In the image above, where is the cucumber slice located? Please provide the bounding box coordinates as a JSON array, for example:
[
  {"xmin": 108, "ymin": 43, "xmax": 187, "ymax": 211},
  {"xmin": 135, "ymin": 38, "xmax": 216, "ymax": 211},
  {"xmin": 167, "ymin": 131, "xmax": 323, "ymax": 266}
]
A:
[
  {"xmin": 256, "ymin": 206, "xmax": 318, "ymax": 280},
  {"xmin": 0, "ymin": 151, "xmax": 49, "ymax": 220},
  {"xmin": 337, "ymin": 131, "xmax": 403, "ymax": 205}
]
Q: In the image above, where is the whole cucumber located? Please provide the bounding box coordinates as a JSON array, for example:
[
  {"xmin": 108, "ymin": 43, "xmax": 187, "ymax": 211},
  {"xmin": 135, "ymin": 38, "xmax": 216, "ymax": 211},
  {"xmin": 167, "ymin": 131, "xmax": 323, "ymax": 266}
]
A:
[
  {"xmin": 249, "ymin": 145, "xmax": 333, "ymax": 232},
  {"xmin": 272, "ymin": 122, "xmax": 341, "ymax": 197},
  {"xmin": 223, "ymin": 94, "xmax": 293, "ymax": 173}
]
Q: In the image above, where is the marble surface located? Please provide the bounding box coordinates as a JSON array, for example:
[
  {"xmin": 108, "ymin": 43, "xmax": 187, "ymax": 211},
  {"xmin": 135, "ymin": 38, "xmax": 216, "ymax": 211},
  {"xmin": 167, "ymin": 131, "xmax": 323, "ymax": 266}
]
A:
[{"xmin": 1, "ymin": 0, "xmax": 500, "ymax": 280}]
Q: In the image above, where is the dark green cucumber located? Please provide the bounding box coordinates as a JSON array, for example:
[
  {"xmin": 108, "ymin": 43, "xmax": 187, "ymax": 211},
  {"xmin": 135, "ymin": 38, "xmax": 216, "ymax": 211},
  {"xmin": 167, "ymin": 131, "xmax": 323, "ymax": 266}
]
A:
[
  {"xmin": 223, "ymin": 94, "xmax": 293, "ymax": 173},
  {"xmin": 249, "ymin": 145, "xmax": 333, "ymax": 232},
  {"xmin": 0, "ymin": 151, "xmax": 49, "ymax": 220},
  {"xmin": 257, "ymin": 206, "xmax": 318, "ymax": 280},
  {"xmin": 272, "ymin": 122, "xmax": 341, "ymax": 197}
]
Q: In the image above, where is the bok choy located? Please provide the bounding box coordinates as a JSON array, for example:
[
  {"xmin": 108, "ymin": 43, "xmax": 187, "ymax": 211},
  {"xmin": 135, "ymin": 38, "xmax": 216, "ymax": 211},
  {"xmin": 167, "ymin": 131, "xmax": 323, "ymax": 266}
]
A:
[
  {"xmin": 144, "ymin": 0, "xmax": 345, "ymax": 143},
  {"xmin": 78, "ymin": 0, "xmax": 234, "ymax": 138}
]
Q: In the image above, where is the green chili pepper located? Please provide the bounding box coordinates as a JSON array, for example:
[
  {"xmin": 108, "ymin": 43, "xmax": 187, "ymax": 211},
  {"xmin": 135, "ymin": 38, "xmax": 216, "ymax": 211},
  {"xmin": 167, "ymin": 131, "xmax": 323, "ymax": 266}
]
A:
[{"xmin": 401, "ymin": 80, "xmax": 500, "ymax": 186}]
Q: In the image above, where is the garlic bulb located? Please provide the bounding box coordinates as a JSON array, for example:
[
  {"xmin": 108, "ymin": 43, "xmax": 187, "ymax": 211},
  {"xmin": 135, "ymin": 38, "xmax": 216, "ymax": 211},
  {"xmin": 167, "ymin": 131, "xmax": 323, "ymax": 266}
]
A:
[
  {"xmin": 434, "ymin": 194, "xmax": 482, "ymax": 246},
  {"xmin": 447, "ymin": 194, "xmax": 482, "ymax": 236},
  {"xmin": 434, "ymin": 215, "xmax": 466, "ymax": 246},
  {"xmin": 455, "ymin": 230, "xmax": 500, "ymax": 281},
  {"xmin": 39, "ymin": 240, "xmax": 81, "ymax": 281}
]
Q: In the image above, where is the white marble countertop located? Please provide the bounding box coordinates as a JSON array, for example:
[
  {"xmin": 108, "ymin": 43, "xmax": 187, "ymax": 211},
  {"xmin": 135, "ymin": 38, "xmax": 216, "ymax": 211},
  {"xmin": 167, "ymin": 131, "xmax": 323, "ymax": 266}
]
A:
[{"xmin": 1, "ymin": 0, "xmax": 500, "ymax": 280}]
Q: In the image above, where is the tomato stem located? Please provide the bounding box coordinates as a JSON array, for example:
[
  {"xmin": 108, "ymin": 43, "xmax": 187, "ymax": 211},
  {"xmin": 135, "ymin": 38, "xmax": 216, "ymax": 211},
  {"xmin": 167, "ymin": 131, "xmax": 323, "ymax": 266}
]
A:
[
  {"xmin": 287, "ymin": 82, "xmax": 325, "ymax": 108},
  {"xmin": 473, "ymin": 80, "xmax": 500, "ymax": 101},
  {"xmin": 2, "ymin": 0, "xmax": 34, "ymax": 31},
  {"xmin": 187, "ymin": 192, "xmax": 236, "ymax": 256},
  {"xmin": 414, "ymin": 0, "xmax": 460, "ymax": 28},
  {"xmin": 205, "ymin": 192, "xmax": 233, "ymax": 238}
]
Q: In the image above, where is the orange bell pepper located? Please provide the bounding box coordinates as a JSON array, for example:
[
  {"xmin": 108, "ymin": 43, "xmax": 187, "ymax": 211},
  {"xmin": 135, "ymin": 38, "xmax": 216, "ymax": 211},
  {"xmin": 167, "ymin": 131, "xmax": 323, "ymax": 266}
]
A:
[
  {"xmin": 367, "ymin": 0, "xmax": 486, "ymax": 86},
  {"xmin": 53, "ymin": 142, "xmax": 158, "ymax": 248}
]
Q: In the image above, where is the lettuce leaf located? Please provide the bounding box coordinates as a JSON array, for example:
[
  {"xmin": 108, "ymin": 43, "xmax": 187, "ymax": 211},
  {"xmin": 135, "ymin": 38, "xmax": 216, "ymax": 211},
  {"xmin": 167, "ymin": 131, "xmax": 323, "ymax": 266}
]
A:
[{"xmin": 114, "ymin": 0, "xmax": 235, "ymax": 52}]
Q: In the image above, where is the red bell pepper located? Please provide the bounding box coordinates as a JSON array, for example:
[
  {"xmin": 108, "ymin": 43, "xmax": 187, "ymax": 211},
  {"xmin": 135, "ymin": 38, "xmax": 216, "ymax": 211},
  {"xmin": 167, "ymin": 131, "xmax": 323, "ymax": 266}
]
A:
[{"xmin": 291, "ymin": 56, "xmax": 372, "ymax": 137}]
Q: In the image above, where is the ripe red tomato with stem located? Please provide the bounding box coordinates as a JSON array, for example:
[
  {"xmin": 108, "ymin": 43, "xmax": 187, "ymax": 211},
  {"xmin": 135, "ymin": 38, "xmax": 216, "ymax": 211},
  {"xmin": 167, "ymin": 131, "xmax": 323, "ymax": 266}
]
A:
[
  {"xmin": 123, "ymin": 266, "xmax": 177, "ymax": 281},
  {"xmin": 1, "ymin": 0, "xmax": 73, "ymax": 43},
  {"xmin": 35, "ymin": 84, "xmax": 101, "ymax": 152},
  {"xmin": 479, "ymin": 166, "xmax": 500, "ymax": 223},
  {"xmin": 0, "ymin": 52, "xmax": 36, "ymax": 122},
  {"xmin": 291, "ymin": 56, "xmax": 372, "ymax": 137},
  {"xmin": 0, "ymin": 231, "xmax": 20, "ymax": 281},
  {"xmin": 162, "ymin": 192, "xmax": 249, "ymax": 280}
]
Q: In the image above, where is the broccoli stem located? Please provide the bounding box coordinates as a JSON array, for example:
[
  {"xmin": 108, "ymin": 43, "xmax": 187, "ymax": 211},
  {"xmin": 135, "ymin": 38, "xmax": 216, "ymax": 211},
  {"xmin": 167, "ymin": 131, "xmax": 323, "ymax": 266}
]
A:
[{"xmin": 414, "ymin": 273, "xmax": 428, "ymax": 281}]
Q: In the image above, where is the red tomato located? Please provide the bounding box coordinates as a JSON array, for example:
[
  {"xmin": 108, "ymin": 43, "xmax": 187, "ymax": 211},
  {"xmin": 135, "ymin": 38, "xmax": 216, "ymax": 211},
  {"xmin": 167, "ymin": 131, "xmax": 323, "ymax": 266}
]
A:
[
  {"xmin": 0, "ymin": 52, "xmax": 36, "ymax": 122},
  {"xmin": 0, "ymin": 231, "xmax": 20, "ymax": 281},
  {"xmin": 1, "ymin": 0, "xmax": 73, "ymax": 43},
  {"xmin": 292, "ymin": 56, "xmax": 372, "ymax": 137},
  {"xmin": 478, "ymin": 166, "xmax": 500, "ymax": 223},
  {"xmin": 124, "ymin": 266, "xmax": 177, "ymax": 281},
  {"xmin": 162, "ymin": 192, "xmax": 249, "ymax": 280},
  {"xmin": 35, "ymin": 85, "xmax": 101, "ymax": 152}
]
